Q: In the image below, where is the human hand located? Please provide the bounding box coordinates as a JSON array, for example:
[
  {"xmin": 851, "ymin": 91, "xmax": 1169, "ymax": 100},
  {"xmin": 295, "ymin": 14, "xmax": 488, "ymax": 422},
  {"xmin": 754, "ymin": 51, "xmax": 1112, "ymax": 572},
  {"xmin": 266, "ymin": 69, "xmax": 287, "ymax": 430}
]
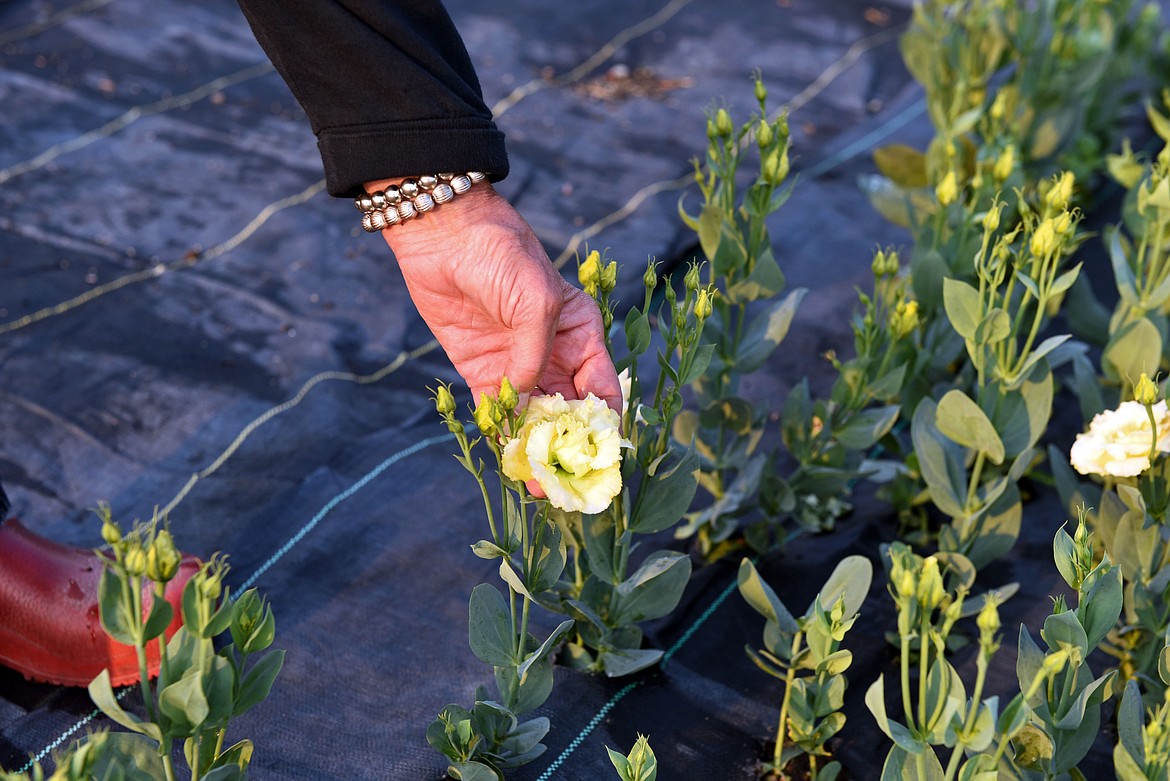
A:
[{"xmin": 371, "ymin": 181, "xmax": 622, "ymax": 413}]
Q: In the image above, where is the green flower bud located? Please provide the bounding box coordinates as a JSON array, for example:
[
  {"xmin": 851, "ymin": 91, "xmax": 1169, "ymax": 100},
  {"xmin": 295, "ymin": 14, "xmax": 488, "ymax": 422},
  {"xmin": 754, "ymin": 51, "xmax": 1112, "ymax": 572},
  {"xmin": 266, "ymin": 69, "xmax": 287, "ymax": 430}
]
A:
[
  {"xmin": 871, "ymin": 249, "xmax": 887, "ymax": 278},
  {"xmin": 706, "ymin": 118, "xmax": 717, "ymax": 141},
  {"xmin": 152, "ymin": 529, "xmax": 182, "ymax": 583},
  {"xmin": 600, "ymin": 260, "xmax": 618, "ymax": 294},
  {"xmin": 1054, "ymin": 211, "xmax": 1073, "ymax": 235},
  {"xmin": 982, "ymin": 202, "xmax": 1002, "ymax": 233},
  {"xmin": 990, "ymin": 90, "xmax": 1008, "ymax": 120},
  {"xmin": 498, "ymin": 377, "xmax": 519, "ymax": 412},
  {"xmin": 762, "ymin": 146, "xmax": 789, "ymax": 185},
  {"xmin": 976, "ymin": 596, "xmax": 1001, "ymax": 638},
  {"xmin": 684, "ymin": 263, "xmax": 701, "ymax": 292},
  {"xmin": 434, "ymin": 384, "xmax": 456, "ymax": 416},
  {"xmin": 1046, "ymin": 171, "xmax": 1075, "ymax": 211},
  {"xmin": 714, "ymin": 108, "xmax": 733, "ymax": 137},
  {"xmin": 883, "ymin": 249, "xmax": 901, "ymax": 276},
  {"xmin": 642, "ymin": 261, "xmax": 658, "ymax": 291},
  {"xmin": 754, "ymin": 78, "xmax": 768, "ymax": 104},
  {"xmin": 101, "ymin": 518, "xmax": 122, "ymax": 546},
  {"xmin": 756, "ymin": 121, "xmax": 773, "ymax": 149},
  {"xmin": 993, "ymin": 144, "xmax": 1015, "ymax": 182},
  {"xmin": 602, "ymin": 305, "xmax": 614, "ymax": 331},
  {"xmin": 917, "ymin": 557, "xmax": 945, "ymax": 611},
  {"xmin": 124, "ymin": 546, "xmax": 147, "ymax": 578},
  {"xmin": 200, "ymin": 570, "xmax": 223, "ymax": 601},
  {"xmin": 889, "ymin": 299, "xmax": 919, "ymax": 340},
  {"xmin": 1135, "ymin": 373, "xmax": 1159, "ymax": 406},
  {"xmin": 1041, "ymin": 648, "xmax": 1069, "ymax": 676},
  {"xmin": 231, "ymin": 588, "xmax": 276, "ymax": 654}
]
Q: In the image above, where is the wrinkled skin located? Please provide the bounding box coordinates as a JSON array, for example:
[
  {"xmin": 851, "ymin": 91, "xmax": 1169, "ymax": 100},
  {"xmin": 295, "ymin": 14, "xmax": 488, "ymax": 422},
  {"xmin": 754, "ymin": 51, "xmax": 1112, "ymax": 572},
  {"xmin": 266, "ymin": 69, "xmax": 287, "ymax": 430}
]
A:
[{"xmin": 374, "ymin": 182, "xmax": 622, "ymax": 414}]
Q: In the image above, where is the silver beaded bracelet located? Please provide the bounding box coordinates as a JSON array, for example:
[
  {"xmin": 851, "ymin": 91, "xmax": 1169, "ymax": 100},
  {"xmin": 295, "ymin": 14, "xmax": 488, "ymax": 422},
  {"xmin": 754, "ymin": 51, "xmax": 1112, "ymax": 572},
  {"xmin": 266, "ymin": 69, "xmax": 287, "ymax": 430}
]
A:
[{"xmin": 355, "ymin": 171, "xmax": 486, "ymax": 232}]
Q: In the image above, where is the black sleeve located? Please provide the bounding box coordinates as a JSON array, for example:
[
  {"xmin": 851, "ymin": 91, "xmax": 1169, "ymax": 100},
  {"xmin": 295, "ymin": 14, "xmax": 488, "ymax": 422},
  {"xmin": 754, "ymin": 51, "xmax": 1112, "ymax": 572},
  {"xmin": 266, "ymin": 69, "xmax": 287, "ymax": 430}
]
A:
[{"xmin": 236, "ymin": 0, "xmax": 509, "ymax": 197}]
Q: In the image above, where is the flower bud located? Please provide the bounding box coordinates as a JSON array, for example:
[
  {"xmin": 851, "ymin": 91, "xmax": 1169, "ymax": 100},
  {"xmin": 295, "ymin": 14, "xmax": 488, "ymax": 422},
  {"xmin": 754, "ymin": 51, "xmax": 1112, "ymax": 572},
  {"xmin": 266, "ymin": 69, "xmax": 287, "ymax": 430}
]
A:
[
  {"xmin": 756, "ymin": 121, "xmax": 773, "ymax": 149},
  {"xmin": 695, "ymin": 288, "xmax": 713, "ymax": 320},
  {"xmin": 498, "ymin": 377, "xmax": 519, "ymax": 412},
  {"xmin": 434, "ymin": 384, "xmax": 456, "ymax": 416},
  {"xmin": 643, "ymin": 261, "xmax": 658, "ymax": 291},
  {"xmin": 754, "ymin": 78, "xmax": 768, "ymax": 104},
  {"xmin": 1054, "ymin": 211, "xmax": 1073, "ymax": 235},
  {"xmin": 936, "ymin": 170, "xmax": 958, "ymax": 207},
  {"xmin": 706, "ymin": 118, "xmax": 717, "ymax": 141},
  {"xmin": 1046, "ymin": 171, "xmax": 1075, "ymax": 211},
  {"xmin": 101, "ymin": 518, "xmax": 122, "ymax": 546},
  {"xmin": 474, "ymin": 396, "xmax": 501, "ymax": 436},
  {"xmin": 578, "ymin": 250, "xmax": 602, "ymax": 298},
  {"xmin": 895, "ymin": 568, "xmax": 916, "ymax": 602},
  {"xmin": 684, "ymin": 263, "xmax": 701, "ymax": 292},
  {"xmin": 124, "ymin": 546, "xmax": 147, "ymax": 578},
  {"xmin": 714, "ymin": 108, "xmax": 733, "ymax": 137},
  {"xmin": 871, "ymin": 249, "xmax": 887, "ymax": 278},
  {"xmin": 148, "ymin": 529, "xmax": 182, "ymax": 583},
  {"xmin": 1041, "ymin": 648, "xmax": 1069, "ymax": 676},
  {"xmin": 600, "ymin": 260, "xmax": 618, "ymax": 294},
  {"xmin": 674, "ymin": 305, "xmax": 687, "ymax": 333},
  {"xmin": 1030, "ymin": 218, "xmax": 1058, "ymax": 257},
  {"xmin": 990, "ymin": 90, "xmax": 1008, "ymax": 120},
  {"xmin": 982, "ymin": 202, "xmax": 1002, "ymax": 233},
  {"xmin": 602, "ymin": 305, "xmax": 614, "ymax": 331},
  {"xmin": 1135, "ymin": 373, "xmax": 1159, "ymax": 406},
  {"xmin": 976, "ymin": 596, "xmax": 1001, "ymax": 638},
  {"xmin": 889, "ymin": 299, "xmax": 920, "ymax": 340},
  {"xmin": 762, "ymin": 146, "xmax": 789, "ymax": 185},
  {"xmin": 917, "ymin": 556, "xmax": 945, "ymax": 610},
  {"xmin": 993, "ymin": 144, "xmax": 1015, "ymax": 182}
]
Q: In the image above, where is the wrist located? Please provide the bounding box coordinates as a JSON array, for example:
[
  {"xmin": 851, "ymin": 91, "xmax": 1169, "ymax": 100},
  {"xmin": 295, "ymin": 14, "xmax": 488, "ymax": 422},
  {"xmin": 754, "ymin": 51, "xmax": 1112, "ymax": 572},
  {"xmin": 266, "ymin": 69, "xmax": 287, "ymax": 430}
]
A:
[{"xmin": 356, "ymin": 172, "xmax": 486, "ymax": 233}]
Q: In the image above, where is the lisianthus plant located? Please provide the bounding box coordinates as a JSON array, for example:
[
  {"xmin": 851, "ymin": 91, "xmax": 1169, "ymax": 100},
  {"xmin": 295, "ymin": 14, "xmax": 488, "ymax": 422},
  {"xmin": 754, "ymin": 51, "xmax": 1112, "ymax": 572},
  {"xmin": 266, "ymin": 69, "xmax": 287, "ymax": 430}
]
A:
[
  {"xmin": 607, "ymin": 735, "xmax": 657, "ymax": 781},
  {"xmin": 737, "ymin": 556, "xmax": 871, "ymax": 780},
  {"xmin": 88, "ymin": 510, "xmax": 283, "ymax": 781},
  {"xmin": 868, "ymin": 517, "xmax": 1121, "ymax": 780},
  {"xmin": 0, "ymin": 511, "xmax": 284, "ymax": 781},
  {"xmin": 1053, "ymin": 375, "xmax": 1170, "ymax": 698}
]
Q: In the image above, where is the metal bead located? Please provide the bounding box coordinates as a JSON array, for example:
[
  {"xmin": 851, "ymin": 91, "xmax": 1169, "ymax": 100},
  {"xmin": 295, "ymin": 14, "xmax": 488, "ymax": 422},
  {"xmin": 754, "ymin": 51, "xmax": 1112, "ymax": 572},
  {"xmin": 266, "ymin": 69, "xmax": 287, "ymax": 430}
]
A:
[
  {"xmin": 397, "ymin": 200, "xmax": 417, "ymax": 221},
  {"xmin": 413, "ymin": 193, "xmax": 435, "ymax": 213},
  {"xmin": 370, "ymin": 190, "xmax": 386, "ymax": 209},
  {"xmin": 417, "ymin": 175, "xmax": 438, "ymax": 192},
  {"xmin": 384, "ymin": 185, "xmax": 401, "ymax": 204},
  {"xmin": 382, "ymin": 207, "xmax": 401, "ymax": 227},
  {"xmin": 369, "ymin": 209, "xmax": 387, "ymax": 231},
  {"xmin": 432, "ymin": 183, "xmax": 454, "ymax": 204},
  {"xmin": 450, "ymin": 175, "xmax": 472, "ymax": 194},
  {"xmin": 467, "ymin": 171, "xmax": 486, "ymax": 183},
  {"xmin": 399, "ymin": 179, "xmax": 420, "ymax": 198},
  {"xmin": 361, "ymin": 212, "xmax": 377, "ymax": 232},
  {"xmin": 437, "ymin": 173, "xmax": 454, "ymax": 182},
  {"xmin": 356, "ymin": 193, "xmax": 375, "ymax": 212}
]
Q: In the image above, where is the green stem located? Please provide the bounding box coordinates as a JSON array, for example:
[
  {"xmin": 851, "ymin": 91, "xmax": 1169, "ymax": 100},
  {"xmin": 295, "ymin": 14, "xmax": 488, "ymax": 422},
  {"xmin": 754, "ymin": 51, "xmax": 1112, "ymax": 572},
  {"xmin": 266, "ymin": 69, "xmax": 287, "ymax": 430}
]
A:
[
  {"xmin": 773, "ymin": 631, "xmax": 803, "ymax": 772},
  {"xmin": 900, "ymin": 627, "xmax": 915, "ymax": 732},
  {"xmin": 917, "ymin": 613, "xmax": 931, "ymax": 733},
  {"xmin": 943, "ymin": 655, "xmax": 988, "ymax": 781},
  {"xmin": 966, "ymin": 451, "xmax": 987, "ymax": 514}
]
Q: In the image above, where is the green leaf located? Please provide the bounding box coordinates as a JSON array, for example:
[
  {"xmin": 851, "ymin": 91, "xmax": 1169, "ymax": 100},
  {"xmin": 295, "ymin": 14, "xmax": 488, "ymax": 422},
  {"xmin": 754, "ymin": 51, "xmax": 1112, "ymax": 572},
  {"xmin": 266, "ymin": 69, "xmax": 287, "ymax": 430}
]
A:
[
  {"xmin": 468, "ymin": 583, "xmax": 516, "ymax": 667},
  {"xmin": 1116, "ymin": 679, "xmax": 1146, "ymax": 767},
  {"xmin": 865, "ymin": 676, "xmax": 925, "ymax": 754},
  {"xmin": 943, "ymin": 278, "xmax": 982, "ymax": 341},
  {"xmin": 957, "ymin": 755, "xmax": 998, "ymax": 781},
  {"xmin": 935, "ymin": 390, "xmax": 1004, "ymax": 464},
  {"xmin": 737, "ymin": 559, "xmax": 799, "ymax": 634},
  {"xmin": 810, "ymin": 555, "xmax": 872, "ymax": 620},
  {"xmin": 1079, "ymin": 566, "xmax": 1122, "ymax": 651},
  {"xmin": 499, "ymin": 559, "xmax": 535, "ymax": 601},
  {"xmin": 1040, "ymin": 610, "xmax": 1088, "ymax": 657},
  {"xmin": 630, "ymin": 449, "xmax": 699, "ymax": 535},
  {"xmin": 527, "ymin": 521, "xmax": 566, "ymax": 594},
  {"xmin": 209, "ymin": 739, "xmax": 254, "ymax": 774},
  {"xmin": 1050, "ymin": 263, "xmax": 1082, "ymax": 297},
  {"xmin": 507, "ymin": 653, "xmax": 554, "ymax": 715},
  {"xmin": 879, "ymin": 744, "xmax": 944, "ymax": 780},
  {"xmin": 599, "ymin": 647, "xmax": 664, "ymax": 677},
  {"xmin": 625, "ymin": 307, "xmax": 651, "ymax": 356},
  {"xmin": 607, "ymin": 747, "xmax": 633, "ymax": 780},
  {"xmin": 993, "ymin": 366, "xmax": 1053, "ymax": 457},
  {"xmin": 91, "ymin": 732, "xmax": 166, "ymax": 781},
  {"xmin": 1114, "ymin": 742, "xmax": 1149, "ymax": 781},
  {"xmin": 1052, "ymin": 671, "xmax": 1116, "ymax": 731},
  {"xmin": 1010, "ymin": 336, "xmax": 1070, "ymax": 389},
  {"xmin": 1109, "ymin": 227, "xmax": 1141, "ymax": 308},
  {"xmin": 516, "ymin": 620, "xmax": 573, "ymax": 684},
  {"xmin": 198, "ymin": 765, "xmax": 244, "ymax": 781},
  {"xmin": 681, "ymin": 344, "xmax": 716, "ymax": 385},
  {"xmin": 874, "ymin": 144, "xmax": 929, "ymax": 188},
  {"xmin": 1103, "ymin": 317, "xmax": 1162, "ymax": 383},
  {"xmin": 142, "ymin": 594, "xmax": 173, "ymax": 643},
  {"xmin": 1053, "ymin": 525, "xmax": 1078, "ymax": 590},
  {"xmin": 997, "ymin": 693, "xmax": 1030, "ymax": 740},
  {"xmin": 234, "ymin": 649, "xmax": 284, "ymax": 716},
  {"xmin": 727, "ymin": 248, "xmax": 786, "ymax": 302},
  {"xmin": 911, "ymin": 247, "xmax": 948, "ymax": 311},
  {"xmin": 88, "ymin": 669, "xmax": 164, "ymax": 742},
  {"xmin": 911, "ymin": 398, "xmax": 966, "ymax": 518},
  {"xmin": 98, "ymin": 567, "xmax": 137, "ymax": 646},
  {"xmin": 974, "ymin": 309, "xmax": 1010, "ymax": 346},
  {"xmin": 615, "ymin": 551, "xmax": 692, "ymax": 623},
  {"xmin": 835, "ymin": 406, "xmax": 900, "ymax": 451},
  {"xmin": 736, "ymin": 289, "xmax": 807, "ymax": 374},
  {"xmin": 450, "ymin": 760, "xmax": 503, "ymax": 781},
  {"xmin": 158, "ymin": 666, "xmax": 210, "ymax": 735},
  {"xmin": 499, "ymin": 717, "xmax": 550, "ymax": 761},
  {"xmin": 471, "ymin": 540, "xmax": 509, "ymax": 560},
  {"xmin": 698, "ymin": 204, "xmax": 722, "ymax": 264}
]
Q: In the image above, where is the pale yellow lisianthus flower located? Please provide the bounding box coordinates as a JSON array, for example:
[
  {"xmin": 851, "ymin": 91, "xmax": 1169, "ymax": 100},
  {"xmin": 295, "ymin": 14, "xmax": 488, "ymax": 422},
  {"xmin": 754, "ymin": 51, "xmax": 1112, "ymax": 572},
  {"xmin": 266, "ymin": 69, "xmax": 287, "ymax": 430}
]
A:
[
  {"xmin": 503, "ymin": 393, "xmax": 630, "ymax": 513},
  {"xmin": 1070, "ymin": 400, "xmax": 1170, "ymax": 477}
]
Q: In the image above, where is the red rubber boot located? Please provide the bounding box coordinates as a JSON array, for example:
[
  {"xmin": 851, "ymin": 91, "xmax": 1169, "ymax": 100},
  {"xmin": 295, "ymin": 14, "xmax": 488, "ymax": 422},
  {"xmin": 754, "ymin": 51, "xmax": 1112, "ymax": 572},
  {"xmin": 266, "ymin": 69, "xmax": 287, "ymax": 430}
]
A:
[{"xmin": 0, "ymin": 517, "xmax": 200, "ymax": 687}]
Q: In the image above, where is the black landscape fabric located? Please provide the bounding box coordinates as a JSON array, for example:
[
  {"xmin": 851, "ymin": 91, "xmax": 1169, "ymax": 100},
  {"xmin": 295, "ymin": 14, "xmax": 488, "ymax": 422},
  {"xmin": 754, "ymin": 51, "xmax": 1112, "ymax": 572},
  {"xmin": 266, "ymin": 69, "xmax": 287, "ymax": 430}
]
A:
[{"xmin": 0, "ymin": 0, "xmax": 1117, "ymax": 778}]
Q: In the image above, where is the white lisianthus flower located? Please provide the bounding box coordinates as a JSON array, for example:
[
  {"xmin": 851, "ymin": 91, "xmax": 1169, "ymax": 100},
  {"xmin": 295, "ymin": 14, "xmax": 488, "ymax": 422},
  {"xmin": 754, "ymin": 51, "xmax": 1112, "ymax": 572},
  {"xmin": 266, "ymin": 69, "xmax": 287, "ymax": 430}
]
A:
[
  {"xmin": 1070, "ymin": 400, "xmax": 1170, "ymax": 477},
  {"xmin": 503, "ymin": 393, "xmax": 631, "ymax": 513}
]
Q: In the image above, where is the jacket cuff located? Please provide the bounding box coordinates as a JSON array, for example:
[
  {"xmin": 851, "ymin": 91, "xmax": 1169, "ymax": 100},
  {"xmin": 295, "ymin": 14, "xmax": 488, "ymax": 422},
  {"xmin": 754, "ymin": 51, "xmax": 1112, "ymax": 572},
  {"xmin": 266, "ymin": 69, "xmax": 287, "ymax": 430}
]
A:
[{"xmin": 317, "ymin": 117, "xmax": 509, "ymax": 197}]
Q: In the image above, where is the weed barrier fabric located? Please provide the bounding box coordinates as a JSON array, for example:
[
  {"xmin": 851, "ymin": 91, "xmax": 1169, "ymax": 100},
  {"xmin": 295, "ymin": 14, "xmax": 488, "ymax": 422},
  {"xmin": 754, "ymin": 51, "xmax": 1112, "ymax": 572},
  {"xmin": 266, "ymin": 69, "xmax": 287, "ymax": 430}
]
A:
[{"xmin": 0, "ymin": 0, "xmax": 1120, "ymax": 777}]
